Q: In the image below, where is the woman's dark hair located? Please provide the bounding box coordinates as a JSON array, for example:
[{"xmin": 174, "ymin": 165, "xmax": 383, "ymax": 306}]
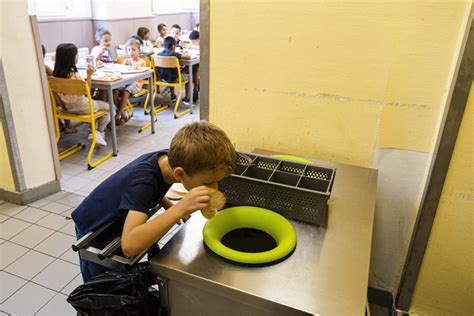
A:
[
  {"xmin": 189, "ymin": 30, "xmax": 199, "ymax": 40},
  {"xmin": 157, "ymin": 23, "xmax": 166, "ymax": 32},
  {"xmin": 137, "ymin": 27, "xmax": 150, "ymax": 39},
  {"xmin": 163, "ymin": 36, "xmax": 177, "ymax": 50},
  {"xmin": 53, "ymin": 43, "xmax": 78, "ymax": 78},
  {"xmin": 171, "ymin": 24, "xmax": 181, "ymax": 31}
]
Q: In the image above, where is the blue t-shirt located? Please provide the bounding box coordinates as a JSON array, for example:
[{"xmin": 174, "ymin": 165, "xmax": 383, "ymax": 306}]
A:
[
  {"xmin": 157, "ymin": 50, "xmax": 182, "ymax": 83},
  {"xmin": 72, "ymin": 150, "xmax": 171, "ymax": 236}
]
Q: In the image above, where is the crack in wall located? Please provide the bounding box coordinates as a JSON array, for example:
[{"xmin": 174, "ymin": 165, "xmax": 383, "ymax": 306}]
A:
[{"xmin": 244, "ymin": 88, "xmax": 431, "ymax": 110}]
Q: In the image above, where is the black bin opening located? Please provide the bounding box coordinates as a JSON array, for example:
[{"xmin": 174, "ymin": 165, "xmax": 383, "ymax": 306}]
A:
[{"xmin": 221, "ymin": 228, "xmax": 277, "ymax": 253}]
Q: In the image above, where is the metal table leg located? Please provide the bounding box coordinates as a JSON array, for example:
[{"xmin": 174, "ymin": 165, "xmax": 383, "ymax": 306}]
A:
[
  {"xmin": 188, "ymin": 63, "xmax": 194, "ymax": 113},
  {"xmin": 108, "ymin": 86, "xmax": 118, "ymax": 155},
  {"xmin": 149, "ymin": 73, "xmax": 155, "ymax": 134}
]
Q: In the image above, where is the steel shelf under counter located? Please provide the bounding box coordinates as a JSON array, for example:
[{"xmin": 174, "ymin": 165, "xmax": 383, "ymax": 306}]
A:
[{"xmin": 150, "ymin": 153, "xmax": 377, "ymax": 315}]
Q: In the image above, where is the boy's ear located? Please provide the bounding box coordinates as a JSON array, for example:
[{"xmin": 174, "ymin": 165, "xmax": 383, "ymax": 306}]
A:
[{"xmin": 173, "ymin": 167, "xmax": 185, "ymax": 182}]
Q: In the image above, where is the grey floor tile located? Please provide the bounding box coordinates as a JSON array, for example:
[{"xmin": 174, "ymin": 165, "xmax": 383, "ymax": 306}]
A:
[
  {"xmin": 55, "ymin": 194, "xmax": 84, "ymax": 208},
  {"xmin": 4, "ymin": 250, "xmax": 55, "ymax": 280},
  {"xmin": 0, "ymin": 271, "xmax": 27, "ymax": 304},
  {"xmin": 36, "ymin": 293, "xmax": 76, "ymax": 316},
  {"xmin": 77, "ymin": 181, "xmax": 100, "ymax": 195},
  {"xmin": 61, "ymin": 172, "xmax": 74, "ymax": 182},
  {"xmin": 61, "ymin": 177, "xmax": 91, "ymax": 191},
  {"xmin": 95, "ymin": 159, "xmax": 122, "ymax": 172},
  {"xmin": 61, "ymin": 208, "xmax": 74, "ymax": 218},
  {"xmin": 0, "ymin": 218, "xmax": 30, "ymax": 239},
  {"xmin": 33, "ymin": 259, "xmax": 80, "ymax": 291},
  {"xmin": 95, "ymin": 170, "xmax": 114, "ymax": 182},
  {"xmin": 76, "ymin": 168, "xmax": 107, "ymax": 181},
  {"xmin": 13, "ymin": 207, "xmax": 49, "ymax": 223},
  {"xmin": 28, "ymin": 198, "xmax": 52, "ymax": 208},
  {"xmin": 10, "ymin": 225, "xmax": 54, "ymax": 249},
  {"xmin": 35, "ymin": 232, "xmax": 76, "ymax": 257},
  {"xmin": 0, "ymin": 242, "xmax": 28, "ymax": 270},
  {"xmin": 61, "ymin": 162, "xmax": 86, "ymax": 176},
  {"xmin": 61, "ymin": 273, "xmax": 83, "ymax": 295},
  {"xmin": 36, "ymin": 213, "xmax": 69, "ymax": 230},
  {"xmin": 0, "ymin": 203, "xmax": 28, "ymax": 217},
  {"xmin": 1, "ymin": 282, "xmax": 55, "ymax": 316},
  {"xmin": 45, "ymin": 191, "xmax": 70, "ymax": 201},
  {"xmin": 0, "ymin": 214, "xmax": 8, "ymax": 223},
  {"xmin": 59, "ymin": 221, "xmax": 76, "ymax": 237},
  {"xmin": 39, "ymin": 201, "xmax": 71, "ymax": 214},
  {"xmin": 59, "ymin": 247, "xmax": 79, "ymax": 266},
  {"xmin": 61, "ymin": 186, "xmax": 77, "ymax": 194}
]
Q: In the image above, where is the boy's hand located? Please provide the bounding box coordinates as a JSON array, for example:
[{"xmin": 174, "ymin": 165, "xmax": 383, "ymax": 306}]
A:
[{"xmin": 176, "ymin": 186, "xmax": 210, "ymax": 217}]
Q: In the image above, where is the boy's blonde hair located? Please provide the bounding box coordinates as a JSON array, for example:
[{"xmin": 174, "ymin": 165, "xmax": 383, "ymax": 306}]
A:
[
  {"xmin": 169, "ymin": 121, "xmax": 236, "ymax": 175},
  {"xmin": 126, "ymin": 39, "xmax": 141, "ymax": 50}
]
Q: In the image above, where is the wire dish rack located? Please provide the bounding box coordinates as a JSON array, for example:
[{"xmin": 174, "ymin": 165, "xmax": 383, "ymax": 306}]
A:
[{"xmin": 219, "ymin": 152, "xmax": 336, "ymax": 226}]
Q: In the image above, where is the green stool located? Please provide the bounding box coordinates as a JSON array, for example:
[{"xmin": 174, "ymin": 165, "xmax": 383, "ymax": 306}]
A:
[{"xmin": 203, "ymin": 206, "xmax": 297, "ymax": 264}]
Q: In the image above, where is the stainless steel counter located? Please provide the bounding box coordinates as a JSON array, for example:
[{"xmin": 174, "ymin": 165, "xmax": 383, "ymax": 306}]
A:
[{"xmin": 150, "ymin": 154, "xmax": 377, "ymax": 315}]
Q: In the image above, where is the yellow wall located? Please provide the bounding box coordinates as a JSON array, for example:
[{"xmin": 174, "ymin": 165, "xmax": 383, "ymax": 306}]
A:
[
  {"xmin": 0, "ymin": 0, "xmax": 57, "ymax": 189},
  {"xmin": 410, "ymin": 82, "xmax": 474, "ymax": 316},
  {"xmin": 209, "ymin": 0, "xmax": 468, "ymax": 167},
  {"xmin": 0, "ymin": 121, "xmax": 15, "ymax": 191},
  {"xmin": 208, "ymin": 0, "xmax": 472, "ymax": 294}
]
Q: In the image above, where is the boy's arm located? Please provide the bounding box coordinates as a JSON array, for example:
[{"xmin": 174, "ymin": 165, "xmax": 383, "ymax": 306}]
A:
[
  {"xmin": 121, "ymin": 186, "xmax": 210, "ymax": 257},
  {"xmin": 180, "ymin": 53, "xmax": 191, "ymax": 60}
]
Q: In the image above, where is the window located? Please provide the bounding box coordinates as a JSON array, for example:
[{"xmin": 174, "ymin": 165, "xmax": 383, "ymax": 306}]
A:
[
  {"xmin": 28, "ymin": 0, "xmax": 92, "ymax": 20},
  {"xmin": 152, "ymin": 0, "xmax": 199, "ymax": 14}
]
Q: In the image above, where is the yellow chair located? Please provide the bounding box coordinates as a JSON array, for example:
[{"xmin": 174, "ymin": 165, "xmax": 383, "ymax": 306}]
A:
[
  {"xmin": 122, "ymin": 56, "xmax": 152, "ymax": 119},
  {"xmin": 48, "ymin": 77, "xmax": 113, "ymax": 170},
  {"xmin": 146, "ymin": 55, "xmax": 190, "ymax": 125}
]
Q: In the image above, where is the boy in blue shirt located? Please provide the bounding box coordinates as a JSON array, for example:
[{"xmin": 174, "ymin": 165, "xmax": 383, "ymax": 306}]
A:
[
  {"xmin": 157, "ymin": 36, "xmax": 192, "ymax": 102},
  {"xmin": 72, "ymin": 121, "xmax": 236, "ymax": 282}
]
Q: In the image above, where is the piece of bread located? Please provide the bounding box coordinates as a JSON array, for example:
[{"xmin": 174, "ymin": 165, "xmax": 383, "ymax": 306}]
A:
[{"xmin": 201, "ymin": 188, "xmax": 226, "ymax": 219}]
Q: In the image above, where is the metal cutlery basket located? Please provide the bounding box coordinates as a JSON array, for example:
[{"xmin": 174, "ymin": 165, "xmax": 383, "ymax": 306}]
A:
[{"xmin": 219, "ymin": 152, "xmax": 336, "ymax": 226}]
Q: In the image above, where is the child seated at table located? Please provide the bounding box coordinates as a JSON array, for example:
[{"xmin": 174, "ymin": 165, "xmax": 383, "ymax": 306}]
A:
[
  {"xmin": 157, "ymin": 36, "xmax": 191, "ymax": 102},
  {"xmin": 155, "ymin": 23, "xmax": 168, "ymax": 48},
  {"xmin": 130, "ymin": 27, "xmax": 153, "ymax": 56},
  {"xmin": 188, "ymin": 30, "xmax": 200, "ymax": 49},
  {"xmin": 53, "ymin": 43, "xmax": 110, "ymax": 146},
  {"xmin": 43, "ymin": 44, "xmax": 77, "ymax": 134},
  {"xmin": 169, "ymin": 24, "xmax": 183, "ymax": 49},
  {"xmin": 91, "ymin": 28, "xmax": 115, "ymax": 65},
  {"xmin": 112, "ymin": 39, "xmax": 147, "ymax": 125},
  {"xmin": 188, "ymin": 30, "xmax": 200, "ymax": 102}
]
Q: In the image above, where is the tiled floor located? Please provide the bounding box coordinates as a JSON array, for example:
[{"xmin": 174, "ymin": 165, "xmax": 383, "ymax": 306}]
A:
[{"xmin": 0, "ymin": 103, "xmax": 199, "ymax": 315}]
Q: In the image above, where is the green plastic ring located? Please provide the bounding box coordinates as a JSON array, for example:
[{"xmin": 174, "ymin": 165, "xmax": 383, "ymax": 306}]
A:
[
  {"xmin": 270, "ymin": 154, "xmax": 314, "ymax": 164},
  {"xmin": 203, "ymin": 206, "xmax": 297, "ymax": 264}
]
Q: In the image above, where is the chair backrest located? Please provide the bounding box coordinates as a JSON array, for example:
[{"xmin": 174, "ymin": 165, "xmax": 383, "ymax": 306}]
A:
[
  {"xmin": 48, "ymin": 77, "xmax": 88, "ymax": 96},
  {"xmin": 141, "ymin": 55, "xmax": 151, "ymax": 67},
  {"xmin": 118, "ymin": 55, "xmax": 151, "ymax": 67},
  {"xmin": 152, "ymin": 55, "xmax": 180, "ymax": 69}
]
